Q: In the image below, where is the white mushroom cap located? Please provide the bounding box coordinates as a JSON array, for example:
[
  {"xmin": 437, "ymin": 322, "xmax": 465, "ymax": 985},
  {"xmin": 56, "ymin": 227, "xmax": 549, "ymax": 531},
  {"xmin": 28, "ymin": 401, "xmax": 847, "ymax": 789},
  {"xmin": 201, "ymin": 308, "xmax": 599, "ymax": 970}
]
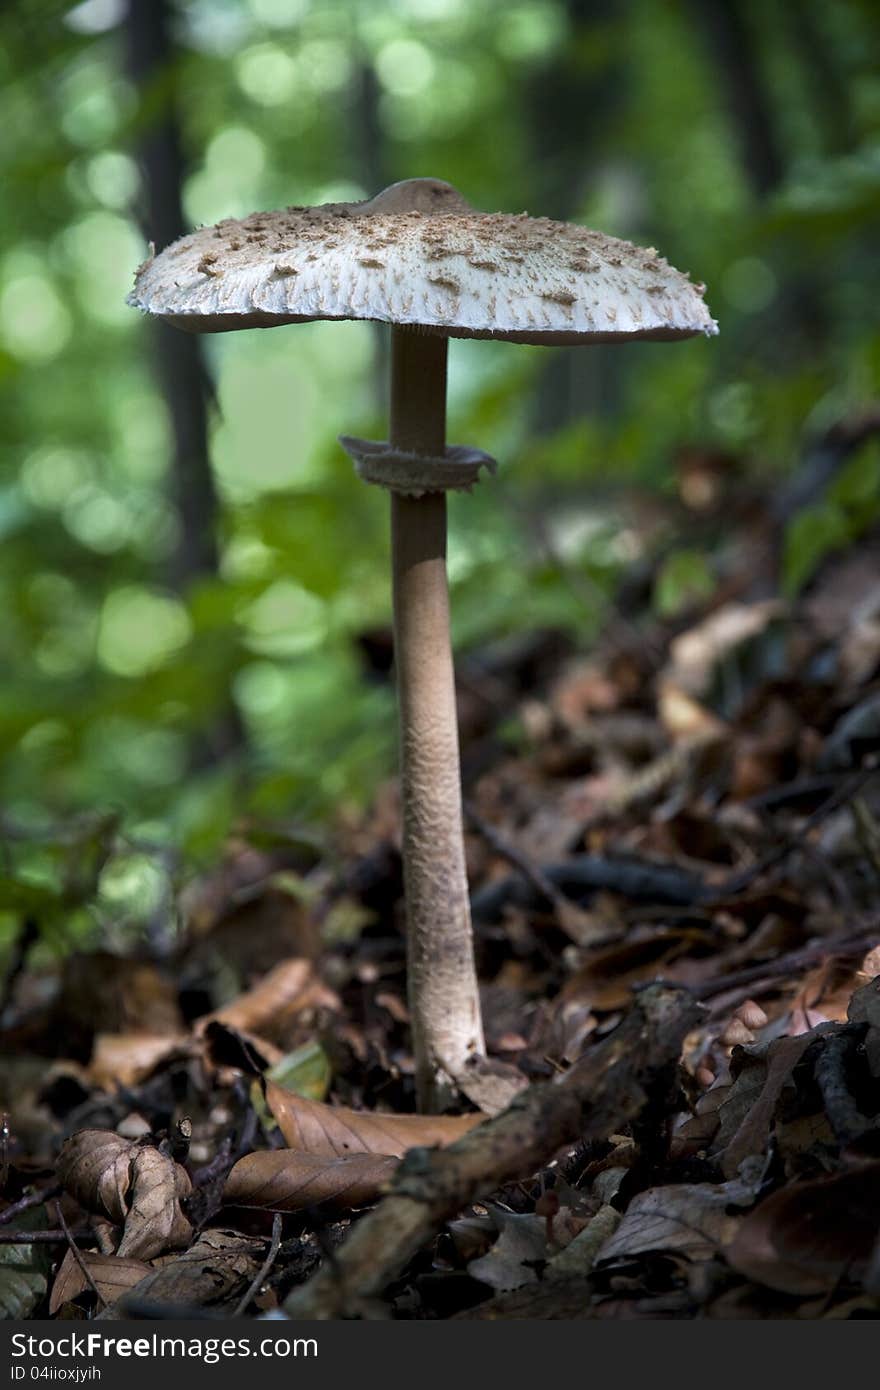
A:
[{"xmin": 128, "ymin": 178, "xmax": 717, "ymax": 345}]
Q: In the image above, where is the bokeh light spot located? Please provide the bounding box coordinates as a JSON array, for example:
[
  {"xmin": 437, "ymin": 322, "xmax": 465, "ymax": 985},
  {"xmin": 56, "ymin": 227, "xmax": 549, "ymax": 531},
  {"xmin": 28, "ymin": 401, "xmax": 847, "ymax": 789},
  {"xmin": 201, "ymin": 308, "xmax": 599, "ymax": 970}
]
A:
[
  {"xmin": 98, "ymin": 587, "xmax": 192, "ymax": 677},
  {"xmin": 376, "ymin": 39, "xmax": 434, "ymax": 96},
  {"xmin": 237, "ymin": 44, "xmax": 298, "ymax": 105},
  {"xmin": 21, "ymin": 448, "xmax": 95, "ymax": 508},
  {"xmin": 0, "ymin": 274, "xmax": 72, "ymax": 362}
]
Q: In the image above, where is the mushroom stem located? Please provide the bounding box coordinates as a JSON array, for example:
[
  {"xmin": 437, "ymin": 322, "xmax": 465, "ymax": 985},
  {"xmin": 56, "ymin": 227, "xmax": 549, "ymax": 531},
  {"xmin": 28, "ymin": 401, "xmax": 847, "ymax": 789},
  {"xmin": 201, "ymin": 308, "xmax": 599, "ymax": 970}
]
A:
[{"xmin": 389, "ymin": 327, "xmax": 485, "ymax": 1112}]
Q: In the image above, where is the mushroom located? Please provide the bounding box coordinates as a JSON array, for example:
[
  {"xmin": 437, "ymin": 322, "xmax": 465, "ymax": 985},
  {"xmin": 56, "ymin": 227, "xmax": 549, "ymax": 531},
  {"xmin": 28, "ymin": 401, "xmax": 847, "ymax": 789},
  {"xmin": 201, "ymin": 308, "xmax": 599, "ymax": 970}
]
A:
[{"xmin": 129, "ymin": 178, "xmax": 717, "ymax": 1111}]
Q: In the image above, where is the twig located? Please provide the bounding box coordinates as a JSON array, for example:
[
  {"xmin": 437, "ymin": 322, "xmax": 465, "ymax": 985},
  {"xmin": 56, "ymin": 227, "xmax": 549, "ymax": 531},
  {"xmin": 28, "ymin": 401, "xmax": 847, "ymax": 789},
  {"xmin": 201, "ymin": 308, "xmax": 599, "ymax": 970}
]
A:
[
  {"xmin": 743, "ymin": 775, "xmax": 839, "ymax": 812},
  {"xmin": 0, "ymin": 1185, "xmax": 60, "ymax": 1227},
  {"xmin": 0, "ymin": 1229, "xmax": 90, "ymax": 1244},
  {"xmin": 232, "ymin": 1213, "xmax": 282, "ymax": 1317},
  {"xmin": 464, "ymin": 801, "xmax": 575, "ymax": 922},
  {"xmin": 800, "ymin": 842, "xmax": 856, "ymax": 913},
  {"xmin": 690, "ymin": 926, "xmax": 880, "ymax": 1001},
  {"xmin": 185, "ymin": 1093, "xmax": 258, "ymax": 1229},
  {"xmin": 188, "ymin": 1137, "xmax": 233, "ymax": 1192},
  {"xmin": 715, "ymin": 762, "xmax": 879, "ymax": 899},
  {"xmin": 284, "ymin": 984, "xmax": 700, "ymax": 1319},
  {"xmin": 468, "ymin": 767, "xmax": 877, "ymax": 943},
  {"xmin": 55, "ymin": 1201, "xmax": 105, "ymax": 1310},
  {"xmin": 471, "ymin": 852, "xmax": 708, "ymax": 923},
  {"xmin": 168, "ymin": 1116, "xmax": 192, "ymax": 1165},
  {"xmin": 814, "ymin": 1032, "xmax": 867, "ymax": 1148}
]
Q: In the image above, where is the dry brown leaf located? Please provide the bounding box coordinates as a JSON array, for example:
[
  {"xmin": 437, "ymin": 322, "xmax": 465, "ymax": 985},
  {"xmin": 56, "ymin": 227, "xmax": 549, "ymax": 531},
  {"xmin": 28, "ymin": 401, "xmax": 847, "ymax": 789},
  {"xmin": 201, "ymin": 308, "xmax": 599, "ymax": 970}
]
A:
[
  {"xmin": 196, "ymin": 958, "xmax": 336, "ymax": 1039},
  {"xmin": 726, "ymin": 1162, "xmax": 880, "ymax": 1295},
  {"xmin": 56, "ymin": 1131, "xmax": 133, "ymax": 1224},
  {"xmin": 49, "ymin": 1249, "xmax": 150, "ymax": 1315},
  {"xmin": 223, "ymin": 1149, "xmax": 397, "ymax": 1211},
  {"xmin": 56, "ymin": 1131, "xmax": 192, "ymax": 1260},
  {"xmin": 89, "ymin": 1032, "xmax": 188, "ymax": 1090},
  {"xmin": 716, "ymin": 1033, "xmax": 817, "ymax": 1179},
  {"xmin": 468, "ymin": 1211, "xmax": 547, "ymax": 1292},
  {"xmin": 657, "ymin": 682, "xmax": 727, "ymax": 742},
  {"xmin": 560, "ymin": 929, "xmax": 706, "ymax": 1012},
  {"xmin": 550, "ymin": 1205, "xmax": 622, "ymax": 1276},
  {"xmin": 96, "ymin": 1230, "xmax": 264, "ymax": 1320},
  {"xmin": 200, "ymin": 1021, "xmax": 284, "ymax": 1073},
  {"xmin": 665, "ymin": 601, "xmax": 783, "ymax": 700},
  {"xmin": 265, "ymin": 1081, "xmax": 482, "ymax": 1158},
  {"xmin": 116, "ymin": 1145, "xmax": 192, "ymax": 1259},
  {"xmin": 595, "ymin": 1178, "xmax": 753, "ymax": 1268},
  {"xmin": 446, "ymin": 1215, "xmax": 495, "ymax": 1263},
  {"xmin": 180, "ymin": 846, "xmax": 321, "ymax": 975},
  {"xmin": 56, "ymin": 954, "xmax": 183, "ymax": 1040},
  {"xmin": 784, "ymin": 959, "xmax": 864, "ymax": 1030},
  {"xmin": 454, "ymin": 1056, "xmax": 528, "ymax": 1116}
]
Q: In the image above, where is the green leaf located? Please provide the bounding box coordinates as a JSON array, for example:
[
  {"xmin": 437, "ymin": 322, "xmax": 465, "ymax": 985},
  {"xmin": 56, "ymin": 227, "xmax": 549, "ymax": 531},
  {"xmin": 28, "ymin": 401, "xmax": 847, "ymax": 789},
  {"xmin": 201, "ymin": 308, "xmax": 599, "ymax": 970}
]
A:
[
  {"xmin": 655, "ymin": 548, "xmax": 715, "ymax": 617},
  {"xmin": 783, "ymin": 502, "xmax": 851, "ymax": 596},
  {"xmin": 266, "ymin": 1040, "xmax": 332, "ymax": 1102},
  {"xmin": 0, "ymin": 1218, "xmax": 50, "ymax": 1320},
  {"xmin": 251, "ymin": 1040, "xmax": 333, "ymax": 1134},
  {"xmin": 0, "ymin": 875, "xmax": 61, "ymax": 917},
  {"xmin": 830, "ymin": 440, "xmax": 880, "ymax": 516}
]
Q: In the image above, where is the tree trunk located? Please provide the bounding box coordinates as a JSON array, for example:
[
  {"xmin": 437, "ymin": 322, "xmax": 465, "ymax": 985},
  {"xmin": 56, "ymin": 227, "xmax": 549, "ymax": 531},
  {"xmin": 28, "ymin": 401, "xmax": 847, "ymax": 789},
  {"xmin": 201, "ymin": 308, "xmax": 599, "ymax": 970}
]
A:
[
  {"xmin": 523, "ymin": 0, "xmax": 629, "ymax": 435},
  {"xmin": 124, "ymin": 0, "xmax": 243, "ymax": 761}
]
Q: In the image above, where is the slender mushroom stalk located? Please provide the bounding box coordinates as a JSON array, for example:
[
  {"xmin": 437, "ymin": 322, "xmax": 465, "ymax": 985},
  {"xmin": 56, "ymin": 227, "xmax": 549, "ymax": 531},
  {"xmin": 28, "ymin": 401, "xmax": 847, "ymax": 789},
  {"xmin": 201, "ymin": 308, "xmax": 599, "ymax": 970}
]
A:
[
  {"xmin": 128, "ymin": 176, "xmax": 717, "ymax": 1115},
  {"xmin": 388, "ymin": 328, "xmax": 484, "ymax": 1109}
]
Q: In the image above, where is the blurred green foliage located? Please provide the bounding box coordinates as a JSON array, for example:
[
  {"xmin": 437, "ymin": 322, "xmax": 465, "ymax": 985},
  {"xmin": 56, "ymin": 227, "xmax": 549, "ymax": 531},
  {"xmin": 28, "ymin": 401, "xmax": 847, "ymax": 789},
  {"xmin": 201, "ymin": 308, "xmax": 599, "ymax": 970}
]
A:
[
  {"xmin": 784, "ymin": 440, "xmax": 880, "ymax": 594},
  {"xmin": 1, "ymin": 0, "xmax": 878, "ymax": 945}
]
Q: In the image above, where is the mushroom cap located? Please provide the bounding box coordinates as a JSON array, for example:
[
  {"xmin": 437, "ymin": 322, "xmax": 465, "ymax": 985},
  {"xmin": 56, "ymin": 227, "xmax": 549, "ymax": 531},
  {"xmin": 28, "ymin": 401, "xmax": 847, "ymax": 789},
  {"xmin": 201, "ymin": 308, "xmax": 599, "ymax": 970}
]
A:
[{"xmin": 128, "ymin": 178, "xmax": 717, "ymax": 345}]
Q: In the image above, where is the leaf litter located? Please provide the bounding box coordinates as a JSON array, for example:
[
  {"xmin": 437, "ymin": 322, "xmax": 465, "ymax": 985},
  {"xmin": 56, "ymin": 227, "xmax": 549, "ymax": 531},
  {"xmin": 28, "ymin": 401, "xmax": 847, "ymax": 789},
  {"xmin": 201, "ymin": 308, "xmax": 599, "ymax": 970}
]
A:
[{"xmin": 3, "ymin": 463, "xmax": 880, "ymax": 1319}]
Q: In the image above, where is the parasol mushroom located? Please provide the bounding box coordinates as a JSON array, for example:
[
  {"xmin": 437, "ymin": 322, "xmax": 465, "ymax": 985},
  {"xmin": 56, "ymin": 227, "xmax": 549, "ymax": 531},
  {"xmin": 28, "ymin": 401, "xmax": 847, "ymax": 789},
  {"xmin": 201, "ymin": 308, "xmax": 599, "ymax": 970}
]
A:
[{"xmin": 129, "ymin": 177, "xmax": 717, "ymax": 1111}]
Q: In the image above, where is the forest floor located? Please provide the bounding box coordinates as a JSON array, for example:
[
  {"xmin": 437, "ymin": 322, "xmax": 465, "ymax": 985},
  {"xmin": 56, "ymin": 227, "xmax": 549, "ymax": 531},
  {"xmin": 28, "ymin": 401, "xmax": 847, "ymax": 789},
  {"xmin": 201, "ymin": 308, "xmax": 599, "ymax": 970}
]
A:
[{"xmin": 3, "ymin": 439, "xmax": 880, "ymax": 1320}]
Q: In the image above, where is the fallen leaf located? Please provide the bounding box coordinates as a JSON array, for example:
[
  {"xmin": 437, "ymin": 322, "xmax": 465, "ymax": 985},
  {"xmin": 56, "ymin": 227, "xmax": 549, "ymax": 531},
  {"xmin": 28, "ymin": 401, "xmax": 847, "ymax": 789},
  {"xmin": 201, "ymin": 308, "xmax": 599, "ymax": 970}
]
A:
[
  {"xmin": 265, "ymin": 1040, "xmax": 332, "ymax": 1102},
  {"xmin": 468, "ymin": 1211, "xmax": 547, "ymax": 1291},
  {"xmin": 96, "ymin": 1230, "xmax": 265, "ymax": 1320},
  {"xmin": 56, "ymin": 1131, "xmax": 133, "ymax": 1224},
  {"xmin": 446, "ymin": 1215, "xmax": 495, "ymax": 1263},
  {"xmin": 0, "ymin": 1228, "xmax": 49, "ymax": 1320},
  {"xmin": 181, "ymin": 849, "xmax": 322, "ymax": 975},
  {"xmin": 596, "ymin": 1178, "xmax": 754, "ymax": 1267},
  {"xmin": 196, "ymin": 958, "xmax": 336, "ymax": 1039},
  {"xmin": 664, "ymin": 600, "xmax": 784, "ymax": 701},
  {"xmin": 657, "ymin": 682, "xmax": 727, "ymax": 741},
  {"xmin": 716, "ymin": 1032, "xmax": 818, "ymax": 1178},
  {"xmin": 223, "ymin": 1149, "xmax": 397, "ymax": 1211},
  {"xmin": 49, "ymin": 1249, "xmax": 150, "ymax": 1314},
  {"xmin": 56, "ymin": 1131, "xmax": 192, "ymax": 1260},
  {"xmin": 455, "ymin": 1056, "xmax": 528, "ymax": 1116},
  {"xmin": 785, "ymin": 958, "xmax": 862, "ymax": 1030},
  {"xmin": 550, "ymin": 1205, "xmax": 622, "ymax": 1276},
  {"xmin": 200, "ymin": 1021, "xmax": 283, "ymax": 1073},
  {"xmin": 726, "ymin": 1163, "xmax": 880, "ymax": 1294},
  {"xmin": 264, "ymin": 1082, "xmax": 482, "ymax": 1158},
  {"xmin": 116, "ymin": 1146, "xmax": 192, "ymax": 1260},
  {"xmin": 89, "ymin": 1032, "xmax": 188, "ymax": 1090},
  {"xmin": 561, "ymin": 929, "xmax": 707, "ymax": 1012},
  {"xmin": 55, "ymin": 953, "xmax": 183, "ymax": 1043}
]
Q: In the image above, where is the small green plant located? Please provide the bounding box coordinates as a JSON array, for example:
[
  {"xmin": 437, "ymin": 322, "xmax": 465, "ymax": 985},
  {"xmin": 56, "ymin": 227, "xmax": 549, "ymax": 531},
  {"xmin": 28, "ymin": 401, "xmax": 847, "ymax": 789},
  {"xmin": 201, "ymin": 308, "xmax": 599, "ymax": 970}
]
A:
[{"xmin": 784, "ymin": 440, "xmax": 880, "ymax": 595}]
